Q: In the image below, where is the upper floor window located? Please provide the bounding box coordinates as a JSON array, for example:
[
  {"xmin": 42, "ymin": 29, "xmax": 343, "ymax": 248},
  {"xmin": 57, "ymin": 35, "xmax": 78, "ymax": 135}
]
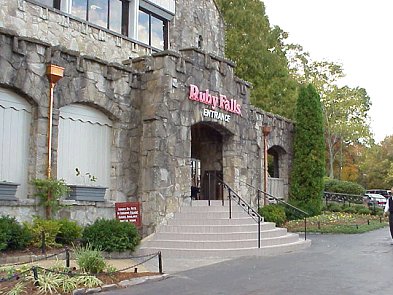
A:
[
  {"xmin": 32, "ymin": 0, "xmax": 171, "ymax": 50},
  {"xmin": 138, "ymin": 8, "xmax": 167, "ymax": 50}
]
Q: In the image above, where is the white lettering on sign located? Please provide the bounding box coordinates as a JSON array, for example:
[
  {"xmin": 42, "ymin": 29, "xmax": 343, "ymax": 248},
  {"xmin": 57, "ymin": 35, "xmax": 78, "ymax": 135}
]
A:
[{"xmin": 203, "ymin": 109, "xmax": 231, "ymax": 123}]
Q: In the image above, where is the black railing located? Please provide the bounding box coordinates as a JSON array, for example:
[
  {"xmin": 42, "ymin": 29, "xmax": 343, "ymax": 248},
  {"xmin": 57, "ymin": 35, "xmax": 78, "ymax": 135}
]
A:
[
  {"xmin": 323, "ymin": 191, "xmax": 363, "ymax": 207},
  {"xmin": 219, "ymin": 180, "xmax": 263, "ymax": 248},
  {"xmin": 239, "ymin": 180, "xmax": 309, "ymax": 241}
]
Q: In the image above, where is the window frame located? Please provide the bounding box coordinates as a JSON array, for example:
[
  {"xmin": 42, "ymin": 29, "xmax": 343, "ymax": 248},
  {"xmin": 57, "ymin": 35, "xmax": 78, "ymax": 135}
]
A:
[{"xmin": 138, "ymin": 6, "xmax": 168, "ymax": 50}]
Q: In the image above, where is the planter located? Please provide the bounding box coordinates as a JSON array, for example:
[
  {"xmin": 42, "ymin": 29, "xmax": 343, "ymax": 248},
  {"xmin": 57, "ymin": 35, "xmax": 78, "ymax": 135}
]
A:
[
  {"xmin": 0, "ymin": 182, "xmax": 19, "ymax": 200},
  {"xmin": 67, "ymin": 185, "xmax": 107, "ymax": 202}
]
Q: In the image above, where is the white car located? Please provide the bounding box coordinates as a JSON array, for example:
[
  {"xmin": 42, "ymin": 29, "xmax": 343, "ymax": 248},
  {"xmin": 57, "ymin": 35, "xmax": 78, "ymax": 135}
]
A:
[{"xmin": 364, "ymin": 193, "xmax": 387, "ymax": 208}]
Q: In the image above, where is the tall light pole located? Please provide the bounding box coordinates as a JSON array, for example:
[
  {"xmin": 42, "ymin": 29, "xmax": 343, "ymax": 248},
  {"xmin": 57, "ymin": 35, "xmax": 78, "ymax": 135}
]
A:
[
  {"xmin": 45, "ymin": 64, "xmax": 64, "ymax": 219},
  {"xmin": 262, "ymin": 125, "xmax": 272, "ymax": 206},
  {"xmin": 46, "ymin": 64, "xmax": 64, "ymax": 178}
]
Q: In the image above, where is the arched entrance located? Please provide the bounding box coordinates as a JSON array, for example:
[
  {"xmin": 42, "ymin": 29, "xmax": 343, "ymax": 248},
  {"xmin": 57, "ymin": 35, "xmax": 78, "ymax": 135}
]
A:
[{"xmin": 191, "ymin": 122, "xmax": 230, "ymax": 201}]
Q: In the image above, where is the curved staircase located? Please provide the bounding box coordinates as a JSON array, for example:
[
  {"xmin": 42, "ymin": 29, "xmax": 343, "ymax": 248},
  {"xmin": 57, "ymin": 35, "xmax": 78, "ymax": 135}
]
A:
[{"xmin": 137, "ymin": 200, "xmax": 311, "ymax": 259}]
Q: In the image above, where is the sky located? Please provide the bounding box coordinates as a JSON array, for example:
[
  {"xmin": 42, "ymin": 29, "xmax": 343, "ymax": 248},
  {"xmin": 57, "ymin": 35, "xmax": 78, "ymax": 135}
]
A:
[{"xmin": 262, "ymin": 0, "xmax": 393, "ymax": 143}]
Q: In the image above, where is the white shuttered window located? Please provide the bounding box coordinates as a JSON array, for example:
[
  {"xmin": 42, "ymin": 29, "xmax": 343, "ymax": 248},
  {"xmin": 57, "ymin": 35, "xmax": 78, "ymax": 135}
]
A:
[
  {"xmin": 57, "ymin": 104, "xmax": 112, "ymax": 188},
  {"xmin": 0, "ymin": 88, "xmax": 32, "ymax": 198}
]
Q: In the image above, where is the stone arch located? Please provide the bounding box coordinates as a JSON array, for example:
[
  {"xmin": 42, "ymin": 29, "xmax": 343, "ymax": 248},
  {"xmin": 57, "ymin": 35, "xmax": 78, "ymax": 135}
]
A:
[{"xmin": 190, "ymin": 121, "xmax": 233, "ymax": 200}]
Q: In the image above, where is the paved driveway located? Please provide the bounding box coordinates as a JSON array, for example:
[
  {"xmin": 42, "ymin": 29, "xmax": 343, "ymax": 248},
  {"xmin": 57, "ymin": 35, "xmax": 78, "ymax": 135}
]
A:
[{"xmin": 103, "ymin": 228, "xmax": 393, "ymax": 295}]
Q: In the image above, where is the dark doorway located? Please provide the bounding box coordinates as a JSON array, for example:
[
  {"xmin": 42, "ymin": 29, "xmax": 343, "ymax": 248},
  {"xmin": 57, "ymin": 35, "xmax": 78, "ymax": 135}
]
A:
[{"xmin": 191, "ymin": 123, "xmax": 224, "ymax": 200}]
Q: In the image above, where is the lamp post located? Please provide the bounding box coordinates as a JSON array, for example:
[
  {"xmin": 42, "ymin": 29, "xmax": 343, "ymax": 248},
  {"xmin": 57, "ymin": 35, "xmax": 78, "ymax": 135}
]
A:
[
  {"xmin": 45, "ymin": 64, "xmax": 64, "ymax": 219},
  {"xmin": 46, "ymin": 64, "xmax": 64, "ymax": 178},
  {"xmin": 262, "ymin": 125, "xmax": 272, "ymax": 206}
]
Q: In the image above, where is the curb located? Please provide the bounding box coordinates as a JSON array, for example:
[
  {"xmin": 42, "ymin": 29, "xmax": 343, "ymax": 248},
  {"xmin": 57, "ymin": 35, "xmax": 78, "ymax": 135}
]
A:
[{"xmin": 72, "ymin": 274, "xmax": 170, "ymax": 294}]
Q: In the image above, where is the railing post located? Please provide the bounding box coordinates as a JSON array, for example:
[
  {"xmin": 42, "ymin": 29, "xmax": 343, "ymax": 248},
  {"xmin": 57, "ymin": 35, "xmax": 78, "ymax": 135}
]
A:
[
  {"xmin": 229, "ymin": 190, "xmax": 232, "ymax": 219},
  {"xmin": 304, "ymin": 217, "xmax": 307, "ymax": 240},
  {"xmin": 158, "ymin": 251, "xmax": 163, "ymax": 274},
  {"xmin": 258, "ymin": 215, "xmax": 261, "ymax": 248},
  {"xmin": 208, "ymin": 172, "xmax": 211, "ymax": 206},
  {"xmin": 32, "ymin": 267, "xmax": 39, "ymax": 286},
  {"xmin": 65, "ymin": 247, "xmax": 70, "ymax": 268}
]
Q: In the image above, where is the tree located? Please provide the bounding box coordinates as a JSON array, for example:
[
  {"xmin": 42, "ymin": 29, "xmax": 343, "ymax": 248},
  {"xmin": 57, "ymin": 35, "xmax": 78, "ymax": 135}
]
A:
[
  {"xmin": 359, "ymin": 135, "xmax": 393, "ymax": 189},
  {"xmin": 287, "ymin": 52, "xmax": 373, "ymax": 178},
  {"xmin": 289, "ymin": 84, "xmax": 325, "ymax": 215},
  {"xmin": 215, "ymin": 0, "xmax": 298, "ymax": 118}
]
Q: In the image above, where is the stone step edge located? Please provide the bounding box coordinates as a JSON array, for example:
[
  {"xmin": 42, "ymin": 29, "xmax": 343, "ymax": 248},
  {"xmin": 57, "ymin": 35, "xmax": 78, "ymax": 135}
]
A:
[{"xmin": 140, "ymin": 239, "xmax": 309, "ymax": 252}]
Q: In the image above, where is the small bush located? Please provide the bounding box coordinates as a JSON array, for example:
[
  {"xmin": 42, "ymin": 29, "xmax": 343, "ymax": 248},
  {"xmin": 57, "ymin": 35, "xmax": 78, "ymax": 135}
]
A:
[
  {"xmin": 82, "ymin": 219, "xmax": 140, "ymax": 252},
  {"xmin": 356, "ymin": 206, "xmax": 371, "ymax": 215},
  {"xmin": 259, "ymin": 204, "xmax": 286, "ymax": 226},
  {"xmin": 342, "ymin": 206, "xmax": 357, "ymax": 214},
  {"xmin": 324, "ymin": 178, "xmax": 365, "ymax": 195},
  {"xmin": 74, "ymin": 244, "xmax": 106, "ymax": 274},
  {"xmin": 0, "ymin": 216, "xmax": 31, "ymax": 251},
  {"xmin": 56, "ymin": 219, "xmax": 83, "ymax": 245},
  {"xmin": 26, "ymin": 217, "xmax": 62, "ymax": 248},
  {"xmin": 326, "ymin": 203, "xmax": 342, "ymax": 212}
]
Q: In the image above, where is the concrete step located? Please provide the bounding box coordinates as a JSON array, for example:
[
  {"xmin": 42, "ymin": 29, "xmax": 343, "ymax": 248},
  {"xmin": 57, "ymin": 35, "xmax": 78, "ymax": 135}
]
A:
[
  {"xmin": 180, "ymin": 205, "xmax": 246, "ymax": 213},
  {"xmin": 138, "ymin": 239, "xmax": 311, "ymax": 259},
  {"xmin": 174, "ymin": 211, "xmax": 248, "ymax": 219},
  {"xmin": 142, "ymin": 233, "xmax": 299, "ymax": 249},
  {"xmin": 158, "ymin": 222, "xmax": 276, "ymax": 234},
  {"xmin": 153, "ymin": 228, "xmax": 288, "ymax": 241},
  {"xmin": 167, "ymin": 217, "xmax": 256, "ymax": 226}
]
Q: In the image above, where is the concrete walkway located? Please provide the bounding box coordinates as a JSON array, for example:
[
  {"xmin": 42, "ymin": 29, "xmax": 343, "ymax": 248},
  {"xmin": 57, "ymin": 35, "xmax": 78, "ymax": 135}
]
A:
[{"xmin": 102, "ymin": 227, "xmax": 393, "ymax": 295}]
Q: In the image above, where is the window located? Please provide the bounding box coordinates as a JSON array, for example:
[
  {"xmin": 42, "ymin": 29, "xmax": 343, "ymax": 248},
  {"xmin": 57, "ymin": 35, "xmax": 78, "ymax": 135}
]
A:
[
  {"xmin": 57, "ymin": 104, "xmax": 112, "ymax": 189},
  {"xmin": 0, "ymin": 88, "xmax": 32, "ymax": 199},
  {"xmin": 31, "ymin": 0, "xmax": 170, "ymax": 49},
  {"xmin": 138, "ymin": 8, "xmax": 167, "ymax": 50}
]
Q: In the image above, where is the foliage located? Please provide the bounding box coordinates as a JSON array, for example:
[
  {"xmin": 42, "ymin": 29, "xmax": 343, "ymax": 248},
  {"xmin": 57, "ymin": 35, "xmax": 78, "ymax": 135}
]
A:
[
  {"xmin": 0, "ymin": 216, "xmax": 31, "ymax": 251},
  {"xmin": 35, "ymin": 270, "xmax": 63, "ymax": 294},
  {"xmin": 324, "ymin": 178, "xmax": 365, "ymax": 195},
  {"xmin": 289, "ymin": 84, "xmax": 325, "ymax": 215},
  {"xmin": 82, "ymin": 219, "xmax": 140, "ymax": 252},
  {"xmin": 286, "ymin": 212, "xmax": 387, "ymax": 234},
  {"xmin": 74, "ymin": 244, "xmax": 107, "ymax": 274},
  {"xmin": 1, "ymin": 281, "xmax": 27, "ymax": 295},
  {"xmin": 215, "ymin": 0, "xmax": 299, "ymax": 119},
  {"xmin": 55, "ymin": 218, "xmax": 83, "ymax": 245},
  {"xmin": 259, "ymin": 204, "xmax": 286, "ymax": 226},
  {"xmin": 359, "ymin": 135, "xmax": 393, "ymax": 189},
  {"xmin": 25, "ymin": 217, "xmax": 62, "ymax": 248},
  {"xmin": 31, "ymin": 178, "xmax": 70, "ymax": 219}
]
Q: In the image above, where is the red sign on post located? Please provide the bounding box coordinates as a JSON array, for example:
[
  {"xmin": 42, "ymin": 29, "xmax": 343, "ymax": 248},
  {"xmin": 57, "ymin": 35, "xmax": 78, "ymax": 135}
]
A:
[{"xmin": 115, "ymin": 202, "xmax": 141, "ymax": 227}]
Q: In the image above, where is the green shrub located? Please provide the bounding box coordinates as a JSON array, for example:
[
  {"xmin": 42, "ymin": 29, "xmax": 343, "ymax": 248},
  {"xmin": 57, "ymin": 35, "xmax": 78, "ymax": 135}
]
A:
[
  {"xmin": 26, "ymin": 217, "xmax": 62, "ymax": 248},
  {"xmin": 356, "ymin": 206, "xmax": 371, "ymax": 215},
  {"xmin": 82, "ymin": 219, "xmax": 140, "ymax": 252},
  {"xmin": 258, "ymin": 204, "xmax": 286, "ymax": 226},
  {"xmin": 342, "ymin": 206, "xmax": 357, "ymax": 214},
  {"xmin": 74, "ymin": 244, "xmax": 106, "ymax": 274},
  {"xmin": 326, "ymin": 203, "xmax": 342, "ymax": 212},
  {"xmin": 56, "ymin": 219, "xmax": 83, "ymax": 245},
  {"xmin": 0, "ymin": 216, "xmax": 31, "ymax": 251},
  {"xmin": 324, "ymin": 178, "xmax": 365, "ymax": 195}
]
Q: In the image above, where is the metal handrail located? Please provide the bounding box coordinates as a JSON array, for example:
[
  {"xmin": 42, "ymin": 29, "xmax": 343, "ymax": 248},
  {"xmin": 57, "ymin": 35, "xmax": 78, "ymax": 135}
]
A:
[
  {"xmin": 239, "ymin": 180, "xmax": 309, "ymax": 240},
  {"xmin": 219, "ymin": 180, "xmax": 263, "ymax": 248}
]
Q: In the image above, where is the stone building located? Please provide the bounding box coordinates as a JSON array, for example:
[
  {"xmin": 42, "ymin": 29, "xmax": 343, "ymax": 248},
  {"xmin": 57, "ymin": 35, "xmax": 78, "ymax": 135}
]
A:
[{"xmin": 0, "ymin": 0, "xmax": 294, "ymax": 236}]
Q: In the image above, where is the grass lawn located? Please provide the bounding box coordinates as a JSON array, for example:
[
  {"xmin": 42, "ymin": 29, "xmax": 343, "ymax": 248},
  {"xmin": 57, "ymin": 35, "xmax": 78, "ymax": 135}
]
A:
[{"xmin": 285, "ymin": 212, "xmax": 389, "ymax": 234}]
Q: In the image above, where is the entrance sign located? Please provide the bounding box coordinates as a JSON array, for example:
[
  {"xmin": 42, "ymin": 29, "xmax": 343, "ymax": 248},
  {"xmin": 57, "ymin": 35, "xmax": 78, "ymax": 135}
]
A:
[
  {"xmin": 203, "ymin": 108, "xmax": 231, "ymax": 122},
  {"xmin": 115, "ymin": 202, "xmax": 141, "ymax": 227},
  {"xmin": 189, "ymin": 84, "xmax": 242, "ymax": 116}
]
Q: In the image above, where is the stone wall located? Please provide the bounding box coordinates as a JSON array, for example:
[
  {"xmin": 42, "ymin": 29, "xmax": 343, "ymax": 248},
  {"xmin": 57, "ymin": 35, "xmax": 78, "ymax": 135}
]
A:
[{"xmin": 170, "ymin": 0, "xmax": 225, "ymax": 56}]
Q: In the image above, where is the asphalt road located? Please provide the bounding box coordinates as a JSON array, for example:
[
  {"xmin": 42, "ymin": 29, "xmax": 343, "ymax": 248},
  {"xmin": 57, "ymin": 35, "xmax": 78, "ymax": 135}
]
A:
[{"xmin": 102, "ymin": 228, "xmax": 393, "ymax": 295}]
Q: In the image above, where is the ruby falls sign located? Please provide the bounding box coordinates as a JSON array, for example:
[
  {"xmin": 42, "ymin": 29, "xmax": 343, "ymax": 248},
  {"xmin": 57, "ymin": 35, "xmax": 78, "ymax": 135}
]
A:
[{"xmin": 188, "ymin": 84, "xmax": 242, "ymax": 123}]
